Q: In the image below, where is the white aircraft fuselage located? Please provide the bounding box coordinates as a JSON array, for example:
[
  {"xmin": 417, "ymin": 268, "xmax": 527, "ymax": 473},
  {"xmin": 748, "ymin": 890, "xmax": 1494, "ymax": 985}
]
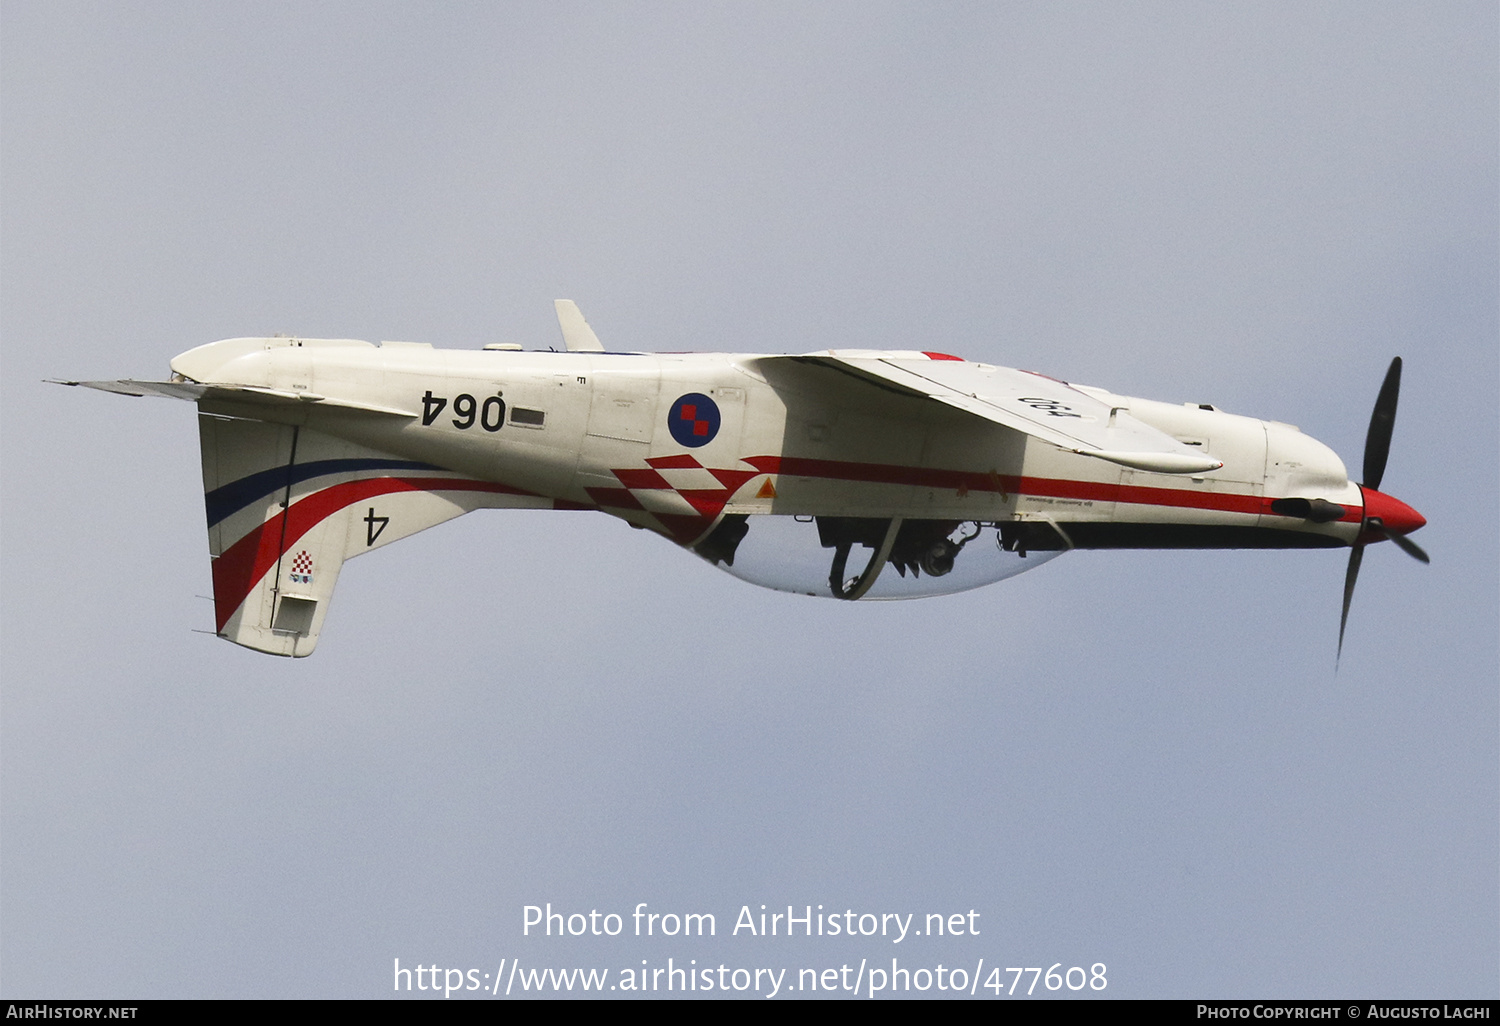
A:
[{"xmin": 69, "ymin": 310, "xmax": 1426, "ymax": 656}]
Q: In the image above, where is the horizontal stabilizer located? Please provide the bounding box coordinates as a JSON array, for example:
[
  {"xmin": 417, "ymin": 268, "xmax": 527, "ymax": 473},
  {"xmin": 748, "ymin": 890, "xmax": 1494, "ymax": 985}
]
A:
[
  {"xmin": 57, "ymin": 378, "xmax": 414, "ymax": 417},
  {"xmin": 53, "ymin": 378, "xmax": 207, "ymax": 400}
]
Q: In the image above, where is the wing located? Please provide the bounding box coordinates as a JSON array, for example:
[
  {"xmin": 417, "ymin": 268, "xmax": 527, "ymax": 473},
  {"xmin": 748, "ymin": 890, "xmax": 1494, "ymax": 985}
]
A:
[{"xmin": 769, "ymin": 352, "xmax": 1223, "ymax": 475}]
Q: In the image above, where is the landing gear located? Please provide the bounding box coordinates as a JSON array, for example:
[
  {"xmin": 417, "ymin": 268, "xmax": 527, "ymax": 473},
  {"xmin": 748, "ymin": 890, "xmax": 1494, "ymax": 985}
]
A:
[{"xmin": 817, "ymin": 518, "xmax": 983, "ymax": 599}]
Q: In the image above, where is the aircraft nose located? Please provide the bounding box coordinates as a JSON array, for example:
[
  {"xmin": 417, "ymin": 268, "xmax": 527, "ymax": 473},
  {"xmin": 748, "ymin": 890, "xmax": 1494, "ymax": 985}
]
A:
[{"xmin": 1360, "ymin": 486, "xmax": 1426, "ymax": 535}]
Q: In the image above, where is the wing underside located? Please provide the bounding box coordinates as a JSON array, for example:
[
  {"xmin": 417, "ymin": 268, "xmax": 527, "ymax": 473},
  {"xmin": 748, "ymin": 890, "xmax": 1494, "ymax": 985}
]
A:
[{"xmin": 769, "ymin": 354, "xmax": 1222, "ymax": 475}]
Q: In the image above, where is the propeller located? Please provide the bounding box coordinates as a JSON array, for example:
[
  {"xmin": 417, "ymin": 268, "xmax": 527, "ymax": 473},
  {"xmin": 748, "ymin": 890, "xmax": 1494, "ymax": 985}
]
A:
[
  {"xmin": 1338, "ymin": 357, "xmax": 1429, "ymax": 661},
  {"xmin": 1361, "ymin": 356, "xmax": 1402, "ymax": 491}
]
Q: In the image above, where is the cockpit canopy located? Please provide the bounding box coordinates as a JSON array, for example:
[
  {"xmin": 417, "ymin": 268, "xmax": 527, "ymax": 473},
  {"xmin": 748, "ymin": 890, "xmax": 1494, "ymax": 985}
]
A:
[{"xmin": 694, "ymin": 514, "xmax": 1067, "ymax": 599}]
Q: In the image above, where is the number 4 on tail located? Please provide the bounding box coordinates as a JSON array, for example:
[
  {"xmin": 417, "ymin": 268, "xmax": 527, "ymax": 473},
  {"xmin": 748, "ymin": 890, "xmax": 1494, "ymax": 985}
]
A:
[{"xmin": 365, "ymin": 507, "xmax": 389, "ymax": 547}]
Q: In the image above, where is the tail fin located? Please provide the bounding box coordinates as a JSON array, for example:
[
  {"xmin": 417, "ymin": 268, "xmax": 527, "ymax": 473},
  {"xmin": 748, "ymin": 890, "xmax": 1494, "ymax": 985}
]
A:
[{"xmin": 199, "ymin": 415, "xmax": 547, "ymax": 656}]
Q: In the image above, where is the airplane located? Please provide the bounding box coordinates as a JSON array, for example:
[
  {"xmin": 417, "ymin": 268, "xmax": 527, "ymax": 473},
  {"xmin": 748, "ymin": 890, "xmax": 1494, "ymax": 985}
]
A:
[{"xmin": 58, "ymin": 300, "xmax": 1428, "ymax": 658}]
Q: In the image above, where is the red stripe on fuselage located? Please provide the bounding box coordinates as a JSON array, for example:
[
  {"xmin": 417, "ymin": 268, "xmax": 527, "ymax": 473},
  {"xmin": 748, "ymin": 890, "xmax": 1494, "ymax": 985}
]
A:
[
  {"xmin": 212, "ymin": 476, "xmax": 533, "ymax": 632},
  {"xmin": 741, "ymin": 455, "xmax": 1361, "ymax": 522}
]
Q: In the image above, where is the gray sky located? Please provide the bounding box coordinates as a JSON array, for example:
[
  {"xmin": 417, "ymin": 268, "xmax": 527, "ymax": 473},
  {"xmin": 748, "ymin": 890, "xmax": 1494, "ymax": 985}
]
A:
[{"xmin": 3, "ymin": 1, "xmax": 1495, "ymax": 999}]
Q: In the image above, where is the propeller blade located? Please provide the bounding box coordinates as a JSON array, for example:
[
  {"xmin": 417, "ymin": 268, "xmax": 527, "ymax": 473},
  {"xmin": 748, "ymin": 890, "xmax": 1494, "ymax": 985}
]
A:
[
  {"xmin": 1362, "ymin": 357, "xmax": 1402, "ymax": 490},
  {"xmin": 1338, "ymin": 542, "xmax": 1365, "ymax": 663},
  {"xmin": 1381, "ymin": 527, "xmax": 1430, "ymax": 564},
  {"xmin": 1341, "ymin": 358, "xmax": 1424, "ymax": 663}
]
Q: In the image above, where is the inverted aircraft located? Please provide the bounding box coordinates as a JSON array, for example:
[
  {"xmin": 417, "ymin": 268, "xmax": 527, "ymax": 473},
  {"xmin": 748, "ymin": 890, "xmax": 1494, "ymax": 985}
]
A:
[{"xmin": 62, "ymin": 301, "xmax": 1427, "ymax": 657}]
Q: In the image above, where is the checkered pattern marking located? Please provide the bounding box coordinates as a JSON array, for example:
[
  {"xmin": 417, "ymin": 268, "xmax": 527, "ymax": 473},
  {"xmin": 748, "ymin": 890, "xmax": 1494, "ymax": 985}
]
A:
[
  {"xmin": 288, "ymin": 550, "xmax": 314, "ymax": 584},
  {"xmin": 584, "ymin": 454, "xmax": 765, "ymax": 545}
]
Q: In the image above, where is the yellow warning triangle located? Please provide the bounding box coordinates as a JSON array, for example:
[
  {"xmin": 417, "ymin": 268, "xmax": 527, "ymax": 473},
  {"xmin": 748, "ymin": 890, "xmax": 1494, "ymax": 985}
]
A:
[{"xmin": 755, "ymin": 477, "xmax": 777, "ymax": 499}]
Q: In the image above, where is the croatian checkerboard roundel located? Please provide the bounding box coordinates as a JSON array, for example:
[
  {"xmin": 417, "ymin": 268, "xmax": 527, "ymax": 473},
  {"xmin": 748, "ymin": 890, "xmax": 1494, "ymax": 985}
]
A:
[{"xmin": 668, "ymin": 392, "xmax": 720, "ymax": 448}]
